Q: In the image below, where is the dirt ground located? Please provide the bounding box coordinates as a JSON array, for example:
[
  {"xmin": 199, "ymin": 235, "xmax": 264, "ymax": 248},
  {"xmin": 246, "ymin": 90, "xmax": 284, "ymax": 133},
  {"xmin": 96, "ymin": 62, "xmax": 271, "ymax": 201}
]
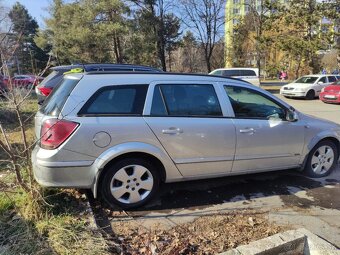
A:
[{"xmin": 107, "ymin": 210, "xmax": 284, "ymax": 255}]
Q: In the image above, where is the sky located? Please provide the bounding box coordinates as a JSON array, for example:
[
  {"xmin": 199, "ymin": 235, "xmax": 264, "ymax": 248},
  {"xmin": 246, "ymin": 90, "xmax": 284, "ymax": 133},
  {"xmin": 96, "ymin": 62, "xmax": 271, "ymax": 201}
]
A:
[{"xmin": 4, "ymin": 0, "xmax": 51, "ymax": 28}]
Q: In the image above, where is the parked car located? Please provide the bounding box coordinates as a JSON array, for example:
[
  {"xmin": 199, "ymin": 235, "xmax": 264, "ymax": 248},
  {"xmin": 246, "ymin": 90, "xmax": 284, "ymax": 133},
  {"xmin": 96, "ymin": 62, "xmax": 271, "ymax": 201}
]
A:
[
  {"xmin": 10, "ymin": 75, "xmax": 43, "ymax": 88},
  {"xmin": 209, "ymin": 68, "xmax": 260, "ymax": 86},
  {"xmin": 319, "ymin": 79, "xmax": 340, "ymax": 104},
  {"xmin": 2, "ymin": 76, "xmax": 10, "ymax": 87},
  {"xmin": 35, "ymin": 63, "xmax": 162, "ymax": 104},
  {"xmin": 32, "ymin": 72, "xmax": 340, "ymax": 209},
  {"xmin": 280, "ymin": 74, "xmax": 339, "ymax": 100}
]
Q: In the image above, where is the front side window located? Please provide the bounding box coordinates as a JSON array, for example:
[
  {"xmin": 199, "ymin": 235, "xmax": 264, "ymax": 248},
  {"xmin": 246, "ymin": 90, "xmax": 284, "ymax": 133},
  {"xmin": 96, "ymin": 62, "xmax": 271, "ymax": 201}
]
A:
[
  {"xmin": 79, "ymin": 85, "xmax": 148, "ymax": 115},
  {"xmin": 225, "ymin": 86, "xmax": 286, "ymax": 120},
  {"xmin": 151, "ymin": 84, "xmax": 222, "ymax": 117},
  {"xmin": 319, "ymin": 77, "xmax": 327, "ymax": 83}
]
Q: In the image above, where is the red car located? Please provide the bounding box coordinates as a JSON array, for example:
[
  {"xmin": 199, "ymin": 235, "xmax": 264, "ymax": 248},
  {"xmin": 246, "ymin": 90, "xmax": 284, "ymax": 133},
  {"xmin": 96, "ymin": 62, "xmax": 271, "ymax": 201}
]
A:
[
  {"xmin": 9, "ymin": 75, "xmax": 43, "ymax": 89},
  {"xmin": 319, "ymin": 79, "xmax": 340, "ymax": 104}
]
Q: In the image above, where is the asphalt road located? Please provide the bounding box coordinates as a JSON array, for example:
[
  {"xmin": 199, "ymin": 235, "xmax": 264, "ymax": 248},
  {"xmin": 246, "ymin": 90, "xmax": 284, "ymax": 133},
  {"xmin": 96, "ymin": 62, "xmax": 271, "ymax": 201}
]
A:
[{"xmin": 107, "ymin": 95, "xmax": 340, "ymax": 247}]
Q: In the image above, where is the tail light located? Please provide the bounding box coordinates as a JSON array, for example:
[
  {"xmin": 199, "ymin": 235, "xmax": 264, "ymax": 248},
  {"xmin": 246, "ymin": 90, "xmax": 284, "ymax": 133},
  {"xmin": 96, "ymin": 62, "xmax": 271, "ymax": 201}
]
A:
[
  {"xmin": 40, "ymin": 119, "xmax": 79, "ymax": 150},
  {"xmin": 38, "ymin": 87, "xmax": 52, "ymax": 96}
]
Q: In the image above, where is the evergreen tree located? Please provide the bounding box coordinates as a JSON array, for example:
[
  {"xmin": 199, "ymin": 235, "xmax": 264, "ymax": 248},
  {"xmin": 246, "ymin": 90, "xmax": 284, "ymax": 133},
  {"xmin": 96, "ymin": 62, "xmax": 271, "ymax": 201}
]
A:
[{"xmin": 8, "ymin": 2, "xmax": 48, "ymax": 73}]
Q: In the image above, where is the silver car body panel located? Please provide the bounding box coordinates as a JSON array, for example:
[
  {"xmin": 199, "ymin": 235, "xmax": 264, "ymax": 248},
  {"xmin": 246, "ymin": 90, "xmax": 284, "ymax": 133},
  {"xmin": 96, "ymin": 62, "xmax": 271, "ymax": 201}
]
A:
[{"xmin": 32, "ymin": 73, "xmax": 340, "ymax": 198}]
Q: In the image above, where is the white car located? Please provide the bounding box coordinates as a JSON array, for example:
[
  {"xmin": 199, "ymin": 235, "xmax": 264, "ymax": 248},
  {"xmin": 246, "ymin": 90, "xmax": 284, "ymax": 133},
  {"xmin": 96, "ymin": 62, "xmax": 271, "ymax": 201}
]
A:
[
  {"xmin": 209, "ymin": 68, "xmax": 260, "ymax": 86},
  {"xmin": 280, "ymin": 74, "xmax": 339, "ymax": 100}
]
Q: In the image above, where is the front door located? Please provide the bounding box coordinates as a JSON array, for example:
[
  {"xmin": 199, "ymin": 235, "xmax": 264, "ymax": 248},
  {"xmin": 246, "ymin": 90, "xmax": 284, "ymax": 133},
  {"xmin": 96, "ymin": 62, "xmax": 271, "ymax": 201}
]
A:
[{"xmin": 224, "ymin": 85, "xmax": 305, "ymax": 172}]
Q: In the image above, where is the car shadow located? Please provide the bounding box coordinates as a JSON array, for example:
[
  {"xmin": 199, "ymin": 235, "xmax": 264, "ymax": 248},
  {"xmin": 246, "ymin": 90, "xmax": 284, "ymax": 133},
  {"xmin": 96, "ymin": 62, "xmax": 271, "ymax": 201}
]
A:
[{"xmin": 110, "ymin": 166, "xmax": 339, "ymax": 215}]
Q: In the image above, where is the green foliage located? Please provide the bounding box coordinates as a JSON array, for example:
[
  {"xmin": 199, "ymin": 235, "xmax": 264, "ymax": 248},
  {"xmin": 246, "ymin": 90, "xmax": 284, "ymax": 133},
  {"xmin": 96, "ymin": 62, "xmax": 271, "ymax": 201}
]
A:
[
  {"xmin": 40, "ymin": 0, "xmax": 181, "ymax": 70},
  {"xmin": 231, "ymin": 0, "xmax": 340, "ymax": 78},
  {"xmin": 7, "ymin": 2, "xmax": 49, "ymax": 74}
]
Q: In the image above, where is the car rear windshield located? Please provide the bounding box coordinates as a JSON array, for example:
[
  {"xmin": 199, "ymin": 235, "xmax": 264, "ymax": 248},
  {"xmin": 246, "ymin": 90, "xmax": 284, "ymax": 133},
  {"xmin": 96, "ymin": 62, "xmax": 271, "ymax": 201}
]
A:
[
  {"xmin": 39, "ymin": 77, "xmax": 80, "ymax": 116},
  {"xmin": 222, "ymin": 70, "xmax": 257, "ymax": 77},
  {"xmin": 295, "ymin": 76, "xmax": 318, "ymax": 84}
]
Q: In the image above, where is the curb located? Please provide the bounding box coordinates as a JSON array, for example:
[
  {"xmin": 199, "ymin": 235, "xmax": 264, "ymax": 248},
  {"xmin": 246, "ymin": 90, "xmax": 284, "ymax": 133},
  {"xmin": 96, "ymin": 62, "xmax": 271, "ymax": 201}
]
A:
[{"xmin": 219, "ymin": 228, "xmax": 339, "ymax": 255}]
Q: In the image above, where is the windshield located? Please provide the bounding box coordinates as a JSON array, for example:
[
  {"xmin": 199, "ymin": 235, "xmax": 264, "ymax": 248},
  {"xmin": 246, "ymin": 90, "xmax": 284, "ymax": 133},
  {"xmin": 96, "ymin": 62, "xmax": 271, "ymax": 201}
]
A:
[{"xmin": 294, "ymin": 76, "xmax": 318, "ymax": 84}]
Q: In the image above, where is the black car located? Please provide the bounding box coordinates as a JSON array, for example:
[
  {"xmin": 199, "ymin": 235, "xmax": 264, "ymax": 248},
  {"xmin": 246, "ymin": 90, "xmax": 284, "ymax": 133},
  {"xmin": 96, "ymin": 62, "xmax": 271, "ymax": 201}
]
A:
[{"xmin": 35, "ymin": 63, "xmax": 162, "ymax": 104}]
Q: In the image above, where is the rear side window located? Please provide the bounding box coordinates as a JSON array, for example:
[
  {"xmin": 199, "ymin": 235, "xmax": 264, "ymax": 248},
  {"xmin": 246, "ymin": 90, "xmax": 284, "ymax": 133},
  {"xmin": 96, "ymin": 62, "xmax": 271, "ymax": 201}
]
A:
[
  {"xmin": 150, "ymin": 84, "xmax": 222, "ymax": 117},
  {"xmin": 328, "ymin": 76, "xmax": 337, "ymax": 83},
  {"xmin": 40, "ymin": 78, "xmax": 80, "ymax": 116},
  {"xmin": 79, "ymin": 85, "xmax": 148, "ymax": 116}
]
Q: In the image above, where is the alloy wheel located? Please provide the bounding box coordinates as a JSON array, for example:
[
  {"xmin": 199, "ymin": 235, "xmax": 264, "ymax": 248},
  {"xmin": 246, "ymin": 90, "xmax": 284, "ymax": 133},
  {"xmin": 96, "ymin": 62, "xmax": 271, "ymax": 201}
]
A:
[{"xmin": 109, "ymin": 164, "xmax": 154, "ymax": 204}]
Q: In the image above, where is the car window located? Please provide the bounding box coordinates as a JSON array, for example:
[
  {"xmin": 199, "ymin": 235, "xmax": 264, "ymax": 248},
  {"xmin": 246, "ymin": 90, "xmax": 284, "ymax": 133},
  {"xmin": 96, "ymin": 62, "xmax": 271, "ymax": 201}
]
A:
[
  {"xmin": 222, "ymin": 70, "xmax": 239, "ymax": 76},
  {"xmin": 40, "ymin": 78, "xmax": 80, "ymax": 116},
  {"xmin": 210, "ymin": 70, "xmax": 222, "ymax": 75},
  {"xmin": 224, "ymin": 86, "xmax": 286, "ymax": 120},
  {"xmin": 238, "ymin": 70, "xmax": 256, "ymax": 76},
  {"xmin": 79, "ymin": 85, "xmax": 148, "ymax": 116},
  {"xmin": 328, "ymin": 76, "xmax": 337, "ymax": 83},
  {"xmin": 319, "ymin": 77, "xmax": 327, "ymax": 83},
  {"xmin": 150, "ymin": 84, "xmax": 222, "ymax": 117}
]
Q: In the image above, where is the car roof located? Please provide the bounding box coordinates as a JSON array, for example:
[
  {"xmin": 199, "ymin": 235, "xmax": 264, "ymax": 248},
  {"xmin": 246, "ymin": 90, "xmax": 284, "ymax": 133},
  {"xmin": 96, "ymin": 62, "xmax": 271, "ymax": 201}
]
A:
[
  {"xmin": 67, "ymin": 71, "xmax": 253, "ymax": 86},
  {"xmin": 213, "ymin": 67, "xmax": 259, "ymax": 70},
  {"xmin": 51, "ymin": 63, "xmax": 162, "ymax": 72},
  {"xmin": 301, "ymin": 74, "xmax": 335, "ymax": 77}
]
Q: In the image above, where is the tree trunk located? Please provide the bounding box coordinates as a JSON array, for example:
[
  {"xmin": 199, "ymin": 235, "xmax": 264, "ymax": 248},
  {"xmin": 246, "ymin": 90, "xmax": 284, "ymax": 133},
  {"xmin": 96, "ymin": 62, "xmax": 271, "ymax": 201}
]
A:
[{"xmin": 295, "ymin": 55, "xmax": 302, "ymax": 79}]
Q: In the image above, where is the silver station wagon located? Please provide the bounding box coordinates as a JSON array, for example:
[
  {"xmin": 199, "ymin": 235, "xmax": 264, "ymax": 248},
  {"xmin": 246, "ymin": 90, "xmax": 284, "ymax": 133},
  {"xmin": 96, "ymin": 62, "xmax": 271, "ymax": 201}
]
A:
[{"xmin": 32, "ymin": 72, "xmax": 340, "ymax": 209}]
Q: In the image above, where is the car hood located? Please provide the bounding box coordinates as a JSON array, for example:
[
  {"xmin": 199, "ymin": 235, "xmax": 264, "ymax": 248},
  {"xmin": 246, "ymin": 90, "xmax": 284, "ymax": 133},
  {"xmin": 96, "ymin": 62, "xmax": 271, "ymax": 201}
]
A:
[
  {"xmin": 324, "ymin": 85, "xmax": 340, "ymax": 92},
  {"xmin": 283, "ymin": 83, "xmax": 312, "ymax": 89}
]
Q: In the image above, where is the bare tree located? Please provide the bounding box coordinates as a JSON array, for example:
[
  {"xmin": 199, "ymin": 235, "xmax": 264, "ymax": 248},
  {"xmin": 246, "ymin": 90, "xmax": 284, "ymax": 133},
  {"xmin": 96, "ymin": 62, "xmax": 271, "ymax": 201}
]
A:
[{"xmin": 180, "ymin": 0, "xmax": 225, "ymax": 72}]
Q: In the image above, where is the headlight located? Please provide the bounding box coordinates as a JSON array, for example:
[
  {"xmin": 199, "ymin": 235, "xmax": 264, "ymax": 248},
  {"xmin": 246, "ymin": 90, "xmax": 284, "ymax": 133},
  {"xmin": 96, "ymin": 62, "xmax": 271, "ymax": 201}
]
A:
[{"xmin": 321, "ymin": 88, "xmax": 325, "ymax": 92}]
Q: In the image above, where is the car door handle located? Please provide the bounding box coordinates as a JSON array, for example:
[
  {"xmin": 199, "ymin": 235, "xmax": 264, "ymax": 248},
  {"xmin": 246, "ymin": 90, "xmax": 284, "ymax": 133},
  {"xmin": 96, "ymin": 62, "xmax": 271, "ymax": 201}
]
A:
[
  {"xmin": 239, "ymin": 128, "xmax": 255, "ymax": 133},
  {"xmin": 162, "ymin": 128, "xmax": 183, "ymax": 134}
]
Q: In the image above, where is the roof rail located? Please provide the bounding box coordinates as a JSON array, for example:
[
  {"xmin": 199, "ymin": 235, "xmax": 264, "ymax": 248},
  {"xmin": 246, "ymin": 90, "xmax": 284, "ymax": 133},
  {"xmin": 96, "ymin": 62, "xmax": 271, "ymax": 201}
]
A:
[{"xmin": 83, "ymin": 71, "xmax": 250, "ymax": 84}]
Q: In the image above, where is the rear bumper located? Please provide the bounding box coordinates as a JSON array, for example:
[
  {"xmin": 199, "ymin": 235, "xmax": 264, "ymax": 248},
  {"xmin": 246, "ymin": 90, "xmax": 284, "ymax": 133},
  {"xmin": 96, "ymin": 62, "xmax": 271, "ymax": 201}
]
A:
[{"xmin": 32, "ymin": 145, "xmax": 95, "ymax": 188}]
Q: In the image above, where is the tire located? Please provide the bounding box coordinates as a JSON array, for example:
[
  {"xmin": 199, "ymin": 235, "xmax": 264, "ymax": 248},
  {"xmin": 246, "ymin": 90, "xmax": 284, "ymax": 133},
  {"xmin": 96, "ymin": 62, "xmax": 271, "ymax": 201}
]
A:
[
  {"xmin": 100, "ymin": 158, "xmax": 160, "ymax": 209},
  {"xmin": 304, "ymin": 140, "xmax": 338, "ymax": 178},
  {"xmin": 305, "ymin": 90, "xmax": 315, "ymax": 100}
]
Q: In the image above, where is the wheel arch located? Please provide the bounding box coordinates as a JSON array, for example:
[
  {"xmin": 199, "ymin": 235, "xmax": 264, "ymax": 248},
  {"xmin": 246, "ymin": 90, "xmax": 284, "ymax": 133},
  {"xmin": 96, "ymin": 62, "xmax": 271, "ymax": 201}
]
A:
[
  {"xmin": 90, "ymin": 142, "xmax": 182, "ymax": 198},
  {"xmin": 301, "ymin": 136, "xmax": 340, "ymax": 170}
]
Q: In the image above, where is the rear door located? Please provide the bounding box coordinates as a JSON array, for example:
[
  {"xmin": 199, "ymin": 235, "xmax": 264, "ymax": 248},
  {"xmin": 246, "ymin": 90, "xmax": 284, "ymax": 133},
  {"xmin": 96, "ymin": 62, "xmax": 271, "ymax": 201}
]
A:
[{"xmin": 144, "ymin": 82, "xmax": 236, "ymax": 177}]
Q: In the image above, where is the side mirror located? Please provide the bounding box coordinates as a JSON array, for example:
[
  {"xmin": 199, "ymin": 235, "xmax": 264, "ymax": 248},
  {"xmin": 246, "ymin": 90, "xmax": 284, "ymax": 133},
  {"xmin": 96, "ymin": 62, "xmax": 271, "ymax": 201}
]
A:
[
  {"xmin": 318, "ymin": 81, "xmax": 324, "ymax": 84},
  {"xmin": 286, "ymin": 110, "xmax": 298, "ymax": 122}
]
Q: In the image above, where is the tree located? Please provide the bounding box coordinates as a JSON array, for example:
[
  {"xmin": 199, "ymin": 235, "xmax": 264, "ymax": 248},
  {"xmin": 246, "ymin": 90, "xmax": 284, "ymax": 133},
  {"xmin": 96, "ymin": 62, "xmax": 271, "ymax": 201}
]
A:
[
  {"xmin": 180, "ymin": 0, "xmax": 225, "ymax": 72},
  {"xmin": 8, "ymin": 2, "xmax": 48, "ymax": 73},
  {"xmin": 130, "ymin": 0, "xmax": 181, "ymax": 71}
]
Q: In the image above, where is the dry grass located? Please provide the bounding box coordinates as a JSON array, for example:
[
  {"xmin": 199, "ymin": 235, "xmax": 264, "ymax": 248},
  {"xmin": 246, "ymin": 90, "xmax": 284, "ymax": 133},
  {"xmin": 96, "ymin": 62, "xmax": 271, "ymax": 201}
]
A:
[{"xmin": 0, "ymin": 96, "xmax": 112, "ymax": 255}]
